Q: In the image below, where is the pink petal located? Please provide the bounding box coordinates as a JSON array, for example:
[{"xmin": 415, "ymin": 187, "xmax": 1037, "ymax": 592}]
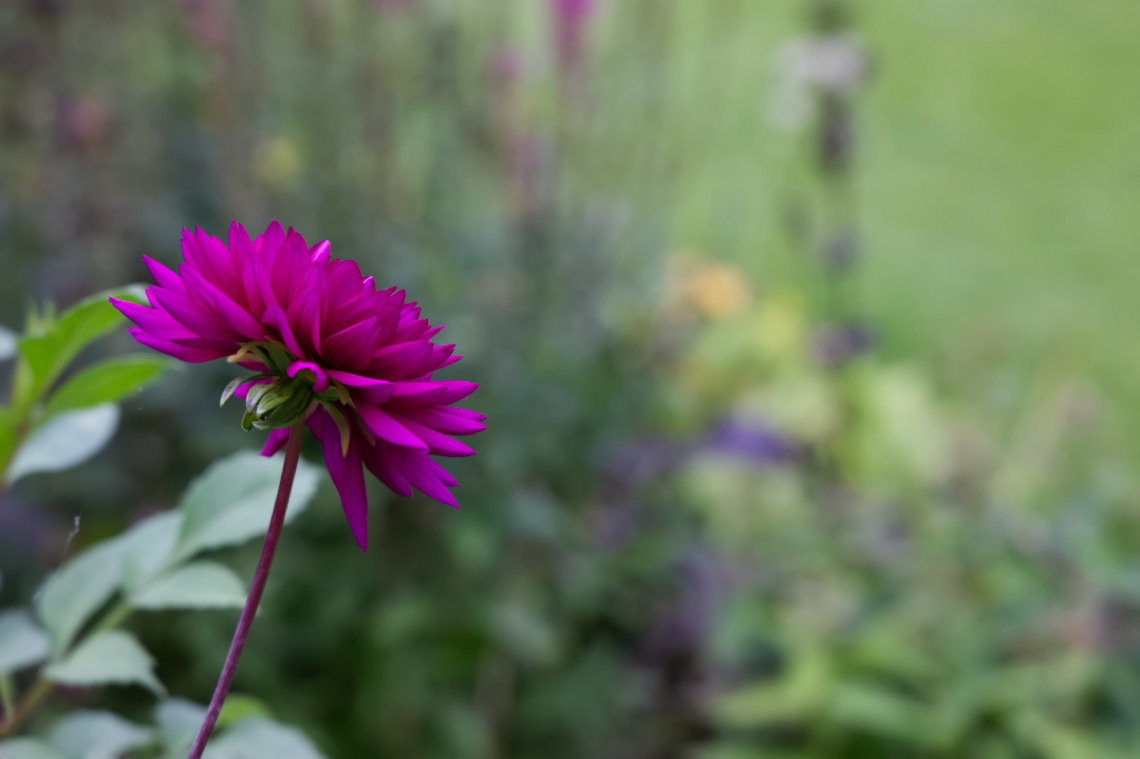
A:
[
  {"xmin": 286, "ymin": 360, "xmax": 330, "ymax": 392},
  {"xmin": 385, "ymin": 380, "xmax": 478, "ymax": 409},
  {"xmin": 397, "ymin": 451, "xmax": 459, "ymax": 507},
  {"xmin": 356, "ymin": 405, "xmax": 428, "ymax": 451},
  {"xmin": 326, "ymin": 370, "xmax": 390, "ymax": 388},
  {"xmin": 323, "ymin": 317, "xmax": 380, "ymax": 368},
  {"xmin": 142, "ymin": 256, "xmax": 186, "ymax": 294},
  {"xmin": 170, "ymin": 336, "xmax": 240, "ymax": 352},
  {"xmin": 196, "ymin": 227, "xmax": 242, "ymax": 294},
  {"xmin": 370, "ymin": 341, "xmax": 432, "ymax": 369},
  {"xmin": 393, "ymin": 416, "xmax": 476, "ymax": 457},
  {"xmin": 255, "ymin": 221, "xmax": 286, "ymax": 256},
  {"xmin": 314, "ymin": 410, "xmax": 369, "ymax": 551},
  {"xmin": 446, "ymin": 407, "xmax": 488, "ymax": 422},
  {"xmin": 128, "ymin": 329, "xmax": 229, "ymax": 362},
  {"xmin": 310, "ymin": 240, "xmax": 331, "ymax": 263},
  {"xmin": 395, "ymin": 317, "xmax": 430, "ymax": 342},
  {"xmin": 269, "ymin": 230, "xmax": 312, "ymax": 305},
  {"xmin": 182, "ymin": 266, "xmax": 266, "ymax": 339},
  {"xmin": 264, "ymin": 305, "xmax": 306, "ymax": 358},
  {"xmin": 147, "ymin": 286, "xmax": 235, "ymax": 342},
  {"xmin": 111, "ymin": 298, "xmax": 191, "ymax": 340},
  {"xmin": 361, "ymin": 441, "xmax": 414, "ymax": 497},
  {"xmin": 398, "ymin": 406, "xmax": 487, "ymax": 435},
  {"xmin": 261, "ymin": 428, "xmax": 291, "ymax": 457}
]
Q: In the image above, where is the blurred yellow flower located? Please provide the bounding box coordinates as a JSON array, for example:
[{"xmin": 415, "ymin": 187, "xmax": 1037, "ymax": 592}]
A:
[
  {"xmin": 666, "ymin": 254, "xmax": 752, "ymax": 320},
  {"xmin": 254, "ymin": 136, "xmax": 301, "ymax": 187}
]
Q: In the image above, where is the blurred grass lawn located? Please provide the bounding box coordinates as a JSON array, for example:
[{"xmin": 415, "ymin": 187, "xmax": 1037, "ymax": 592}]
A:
[{"xmin": 664, "ymin": 0, "xmax": 1140, "ymax": 439}]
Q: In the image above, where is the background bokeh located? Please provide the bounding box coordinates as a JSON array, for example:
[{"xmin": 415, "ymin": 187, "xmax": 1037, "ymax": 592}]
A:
[{"xmin": 3, "ymin": 0, "xmax": 1140, "ymax": 756}]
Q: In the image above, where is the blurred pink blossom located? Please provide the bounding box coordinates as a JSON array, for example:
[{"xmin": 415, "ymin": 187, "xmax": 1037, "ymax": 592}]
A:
[{"xmin": 551, "ymin": 0, "xmax": 596, "ymax": 71}]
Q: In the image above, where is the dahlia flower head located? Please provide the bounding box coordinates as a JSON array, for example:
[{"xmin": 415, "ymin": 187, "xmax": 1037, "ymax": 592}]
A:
[{"xmin": 112, "ymin": 221, "xmax": 484, "ymax": 550}]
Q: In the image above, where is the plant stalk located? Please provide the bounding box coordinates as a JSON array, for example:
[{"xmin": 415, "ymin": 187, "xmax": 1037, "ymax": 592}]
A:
[
  {"xmin": 0, "ymin": 675, "xmax": 15, "ymax": 720},
  {"xmin": 0, "ymin": 679, "xmax": 51, "ymax": 738},
  {"xmin": 187, "ymin": 421, "xmax": 305, "ymax": 759}
]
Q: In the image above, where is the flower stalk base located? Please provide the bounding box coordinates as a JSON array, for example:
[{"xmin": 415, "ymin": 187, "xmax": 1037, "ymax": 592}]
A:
[{"xmin": 187, "ymin": 420, "xmax": 306, "ymax": 759}]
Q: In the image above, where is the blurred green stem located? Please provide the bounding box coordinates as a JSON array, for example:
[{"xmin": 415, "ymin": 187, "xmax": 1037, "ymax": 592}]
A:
[
  {"xmin": 0, "ymin": 678, "xmax": 50, "ymax": 739},
  {"xmin": 91, "ymin": 600, "xmax": 133, "ymax": 636},
  {"xmin": 0, "ymin": 675, "xmax": 14, "ymax": 719}
]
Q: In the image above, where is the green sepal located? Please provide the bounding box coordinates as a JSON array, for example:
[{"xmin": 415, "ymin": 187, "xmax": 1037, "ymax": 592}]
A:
[
  {"xmin": 236, "ymin": 376, "xmax": 314, "ymax": 432},
  {"xmin": 259, "ymin": 343, "xmax": 295, "ymax": 375},
  {"xmin": 219, "ymin": 376, "xmax": 268, "ymax": 408},
  {"xmin": 252, "ymin": 388, "xmax": 313, "ymax": 431},
  {"xmin": 251, "ymin": 379, "xmax": 298, "ymax": 417},
  {"xmin": 323, "ymin": 402, "xmax": 353, "ymax": 456},
  {"xmin": 243, "ymin": 381, "xmax": 277, "ymax": 413}
]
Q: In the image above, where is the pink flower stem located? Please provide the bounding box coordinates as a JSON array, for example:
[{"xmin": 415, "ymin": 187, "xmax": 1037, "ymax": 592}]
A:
[{"xmin": 187, "ymin": 420, "xmax": 306, "ymax": 759}]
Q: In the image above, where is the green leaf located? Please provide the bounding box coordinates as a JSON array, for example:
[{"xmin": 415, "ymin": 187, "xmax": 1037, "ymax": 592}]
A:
[
  {"xmin": 712, "ymin": 646, "xmax": 831, "ymax": 728},
  {"xmin": 0, "ymin": 609, "xmax": 51, "ymax": 677},
  {"xmin": 35, "ymin": 538, "xmax": 128, "ymax": 655},
  {"xmin": 6, "ymin": 404, "xmax": 120, "ymax": 486},
  {"xmin": 490, "ymin": 603, "xmax": 558, "ymax": 666},
  {"xmin": 174, "ymin": 451, "xmax": 319, "ymax": 562},
  {"xmin": 693, "ymin": 745, "xmax": 805, "ymax": 759},
  {"xmin": 829, "ymin": 682, "xmax": 931, "ymax": 745},
  {"xmin": 118, "ymin": 512, "xmax": 183, "ymax": 594},
  {"xmin": 0, "ymin": 408, "xmax": 16, "ymax": 476},
  {"xmin": 44, "ymin": 356, "xmax": 167, "ymax": 418},
  {"xmin": 203, "ymin": 718, "xmax": 327, "ymax": 759},
  {"xmin": 0, "ymin": 325, "xmax": 16, "ymax": 362},
  {"xmin": 49, "ymin": 711, "xmax": 153, "ymax": 759},
  {"xmin": 13, "ymin": 286, "xmax": 147, "ymax": 412},
  {"xmin": 154, "ymin": 699, "xmax": 207, "ymax": 757},
  {"xmin": 55, "ymin": 285, "xmax": 147, "ymax": 355},
  {"xmin": 0, "ymin": 738, "xmax": 67, "ymax": 759},
  {"xmin": 44, "ymin": 630, "xmax": 164, "ymax": 695},
  {"xmin": 131, "ymin": 562, "xmax": 247, "ymax": 610},
  {"xmin": 216, "ymin": 694, "xmax": 273, "ymax": 729}
]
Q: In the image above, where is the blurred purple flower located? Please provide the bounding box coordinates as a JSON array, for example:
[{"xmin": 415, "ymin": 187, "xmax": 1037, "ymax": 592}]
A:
[
  {"xmin": 61, "ymin": 97, "xmax": 110, "ymax": 150},
  {"xmin": 704, "ymin": 417, "xmax": 799, "ymax": 467},
  {"xmin": 822, "ymin": 230, "xmax": 858, "ymax": 272},
  {"xmin": 637, "ymin": 546, "xmax": 729, "ymax": 711},
  {"xmin": 814, "ymin": 322, "xmax": 874, "ymax": 368},
  {"xmin": 179, "ymin": 0, "xmax": 230, "ymax": 51},
  {"xmin": 606, "ymin": 438, "xmax": 689, "ymax": 486}
]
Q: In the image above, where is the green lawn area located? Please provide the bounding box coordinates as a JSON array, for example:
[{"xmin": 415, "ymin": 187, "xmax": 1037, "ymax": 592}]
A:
[{"xmin": 663, "ymin": 0, "xmax": 1140, "ymax": 437}]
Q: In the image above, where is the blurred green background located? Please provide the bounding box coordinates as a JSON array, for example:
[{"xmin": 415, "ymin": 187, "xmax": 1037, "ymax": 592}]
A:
[{"xmin": 3, "ymin": 0, "xmax": 1140, "ymax": 757}]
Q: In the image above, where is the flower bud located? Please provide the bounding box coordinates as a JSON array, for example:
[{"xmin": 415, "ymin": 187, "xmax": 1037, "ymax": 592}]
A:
[{"xmin": 241, "ymin": 376, "xmax": 315, "ymax": 431}]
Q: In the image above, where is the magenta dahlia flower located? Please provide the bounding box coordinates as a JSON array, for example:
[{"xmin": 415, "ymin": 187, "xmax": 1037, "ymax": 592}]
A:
[{"xmin": 111, "ymin": 221, "xmax": 484, "ymax": 550}]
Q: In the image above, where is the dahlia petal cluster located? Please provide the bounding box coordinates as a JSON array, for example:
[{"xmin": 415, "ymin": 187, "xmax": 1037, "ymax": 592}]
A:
[{"xmin": 112, "ymin": 221, "xmax": 484, "ymax": 550}]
